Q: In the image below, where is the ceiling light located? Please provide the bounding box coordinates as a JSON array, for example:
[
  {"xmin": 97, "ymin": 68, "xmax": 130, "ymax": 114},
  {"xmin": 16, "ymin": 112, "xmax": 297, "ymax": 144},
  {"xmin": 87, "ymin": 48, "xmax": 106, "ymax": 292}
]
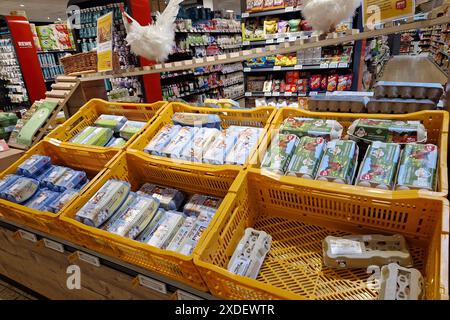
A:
[
  {"xmin": 57, "ymin": 18, "xmax": 61, "ymax": 21},
  {"xmin": 20, "ymin": 4, "xmax": 25, "ymax": 7},
  {"xmin": 47, "ymin": 17, "xmax": 50, "ymax": 20},
  {"xmin": 226, "ymin": 10, "xmax": 234, "ymax": 13}
]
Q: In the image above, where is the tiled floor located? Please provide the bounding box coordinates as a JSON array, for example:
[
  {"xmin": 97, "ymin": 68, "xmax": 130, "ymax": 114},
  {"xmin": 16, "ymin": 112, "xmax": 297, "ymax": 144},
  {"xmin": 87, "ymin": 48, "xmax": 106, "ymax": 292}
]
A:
[{"xmin": 0, "ymin": 279, "xmax": 37, "ymax": 300}]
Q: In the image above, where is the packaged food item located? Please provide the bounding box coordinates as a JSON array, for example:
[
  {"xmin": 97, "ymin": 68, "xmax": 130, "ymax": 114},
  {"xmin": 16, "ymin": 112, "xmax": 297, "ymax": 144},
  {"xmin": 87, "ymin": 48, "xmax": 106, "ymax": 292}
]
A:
[
  {"xmin": 356, "ymin": 142, "xmax": 401, "ymax": 190},
  {"xmin": 177, "ymin": 210, "xmax": 215, "ymax": 256},
  {"xmin": 25, "ymin": 189, "xmax": 60, "ymax": 212},
  {"xmin": 202, "ymin": 129, "xmax": 238, "ymax": 165},
  {"xmin": 286, "ymin": 136, "xmax": 326, "ymax": 179},
  {"xmin": 137, "ymin": 183, "xmax": 184, "ymax": 211},
  {"xmin": 288, "ymin": 19, "xmax": 301, "ymax": 32},
  {"xmin": 225, "ymin": 126, "xmax": 263, "ymax": 165},
  {"xmin": 75, "ymin": 179, "xmax": 131, "ymax": 227},
  {"xmin": 320, "ymin": 75, "xmax": 328, "ymax": 90},
  {"xmin": 0, "ymin": 174, "xmax": 21, "ymax": 196},
  {"xmin": 183, "ymin": 194, "xmax": 223, "ymax": 217},
  {"xmin": 172, "ymin": 113, "xmax": 221, "ymax": 129},
  {"xmin": 309, "ymin": 74, "xmax": 321, "ymax": 91},
  {"xmin": 179, "ymin": 127, "xmax": 220, "ymax": 162},
  {"xmin": 136, "ymin": 209, "xmax": 167, "ymax": 243},
  {"xmin": 327, "ymin": 74, "xmax": 338, "ymax": 92},
  {"xmin": 396, "ymin": 144, "xmax": 438, "ymax": 191},
  {"xmin": 316, "ymin": 140, "xmax": 359, "ymax": 184},
  {"xmin": 70, "ymin": 126, "xmax": 96, "ymax": 144},
  {"xmin": 105, "ymin": 137, "xmax": 127, "ymax": 147},
  {"xmin": 228, "ymin": 228, "xmax": 272, "ymax": 279},
  {"xmin": 144, "ymin": 124, "xmax": 181, "ymax": 156},
  {"xmin": 277, "ymin": 20, "xmax": 289, "ymax": 34},
  {"xmin": 16, "ymin": 155, "xmax": 51, "ymax": 177},
  {"xmin": 246, "ymin": 0, "xmax": 254, "ymax": 11},
  {"xmin": 162, "ymin": 127, "xmax": 199, "ymax": 159},
  {"xmin": 348, "ymin": 119, "xmax": 427, "ymax": 144},
  {"xmin": 322, "ymin": 234, "xmax": 412, "ymax": 268},
  {"xmin": 261, "ymin": 133, "xmax": 300, "ymax": 174},
  {"xmin": 48, "ymin": 189, "xmax": 79, "ymax": 213},
  {"xmin": 40, "ymin": 166, "xmax": 70, "ymax": 190},
  {"xmin": 379, "ymin": 263, "xmax": 424, "ymax": 300},
  {"xmin": 273, "ymin": 0, "xmax": 284, "ymax": 7},
  {"xmin": 337, "ymin": 75, "xmax": 347, "ymax": 91},
  {"xmin": 107, "ymin": 194, "xmax": 160, "ymax": 239},
  {"xmin": 280, "ymin": 117, "xmax": 343, "ymax": 140},
  {"xmin": 264, "ymin": 0, "xmax": 275, "ymax": 8},
  {"xmin": 374, "ymin": 81, "xmax": 443, "ymax": 102},
  {"xmin": 54, "ymin": 170, "xmax": 87, "ymax": 192},
  {"xmin": 76, "ymin": 179, "xmax": 90, "ymax": 191},
  {"xmin": 94, "ymin": 114, "xmax": 128, "ymax": 132},
  {"xmin": 166, "ymin": 216, "xmax": 197, "ymax": 252},
  {"xmin": 78, "ymin": 127, "xmax": 114, "ymax": 146},
  {"xmin": 146, "ymin": 211, "xmax": 185, "ymax": 248},
  {"xmin": 119, "ymin": 121, "xmax": 147, "ymax": 140},
  {"xmin": 102, "ymin": 192, "xmax": 137, "ymax": 230},
  {"xmin": 264, "ymin": 20, "xmax": 278, "ymax": 34},
  {"xmin": 3, "ymin": 177, "xmax": 39, "ymax": 203},
  {"xmin": 252, "ymin": 0, "xmax": 264, "ymax": 11},
  {"xmin": 0, "ymin": 112, "xmax": 18, "ymax": 127}
]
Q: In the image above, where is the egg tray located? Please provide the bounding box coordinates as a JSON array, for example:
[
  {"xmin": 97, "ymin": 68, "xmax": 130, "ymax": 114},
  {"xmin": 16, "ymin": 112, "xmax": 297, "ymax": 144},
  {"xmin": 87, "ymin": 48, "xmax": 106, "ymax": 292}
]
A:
[
  {"xmin": 308, "ymin": 95, "xmax": 368, "ymax": 113},
  {"xmin": 379, "ymin": 263, "xmax": 424, "ymax": 300},
  {"xmin": 366, "ymin": 98, "xmax": 438, "ymax": 114},
  {"xmin": 374, "ymin": 81, "xmax": 444, "ymax": 102}
]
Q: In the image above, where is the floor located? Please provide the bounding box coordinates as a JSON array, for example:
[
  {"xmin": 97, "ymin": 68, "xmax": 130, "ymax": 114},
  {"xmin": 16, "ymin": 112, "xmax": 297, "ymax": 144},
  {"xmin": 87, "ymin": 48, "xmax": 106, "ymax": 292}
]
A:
[
  {"xmin": 380, "ymin": 55, "xmax": 448, "ymax": 84},
  {"xmin": 0, "ymin": 278, "xmax": 37, "ymax": 300}
]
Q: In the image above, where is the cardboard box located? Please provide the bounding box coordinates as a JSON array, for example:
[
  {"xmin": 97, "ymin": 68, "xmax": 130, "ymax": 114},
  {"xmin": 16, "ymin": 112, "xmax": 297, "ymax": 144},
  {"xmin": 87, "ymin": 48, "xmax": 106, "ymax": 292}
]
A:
[{"xmin": 0, "ymin": 148, "xmax": 24, "ymax": 172}]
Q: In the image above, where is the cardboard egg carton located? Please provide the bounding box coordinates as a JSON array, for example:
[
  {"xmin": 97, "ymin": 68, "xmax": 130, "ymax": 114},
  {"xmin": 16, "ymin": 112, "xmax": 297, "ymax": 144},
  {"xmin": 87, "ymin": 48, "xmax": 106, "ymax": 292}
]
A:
[
  {"xmin": 308, "ymin": 95, "xmax": 368, "ymax": 113},
  {"xmin": 366, "ymin": 98, "xmax": 438, "ymax": 114},
  {"xmin": 374, "ymin": 81, "xmax": 444, "ymax": 102},
  {"xmin": 323, "ymin": 234, "xmax": 412, "ymax": 269},
  {"xmin": 379, "ymin": 263, "xmax": 424, "ymax": 300},
  {"xmin": 227, "ymin": 228, "xmax": 272, "ymax": 279}
]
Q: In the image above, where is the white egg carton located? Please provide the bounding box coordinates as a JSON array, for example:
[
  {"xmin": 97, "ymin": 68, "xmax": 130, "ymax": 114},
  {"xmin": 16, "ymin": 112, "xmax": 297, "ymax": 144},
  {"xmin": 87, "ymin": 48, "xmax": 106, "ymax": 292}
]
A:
[
  {"xmin": 323, "ymin": 234, "xmax": 412, "ymax": 269},
  {"xmin": 227, "ymin": 228, "xmax": 272, "ymax": 279},
  {"xmin": 379, "ymin": 263, "xmax": 424, "ymax": 300}
]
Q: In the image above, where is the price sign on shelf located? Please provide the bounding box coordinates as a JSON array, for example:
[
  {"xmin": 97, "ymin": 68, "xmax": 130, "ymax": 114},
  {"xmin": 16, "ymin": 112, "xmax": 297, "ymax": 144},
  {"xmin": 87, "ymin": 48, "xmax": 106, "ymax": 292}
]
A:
[
  {"xmin": 266, "ymin": 39, "xmax": 274, "ymax": 44},
  {"xmin": 329, "ymin": 62, "xmax": 338, "ymax": 68},
  {"xmin": 273, "ymin": 66, "xmax": 282, "ymax": 71},
  {"xmin": 285, "ymin": 6, "xmax": 294, "ymax": 12},
  {"xmin": 242, "ymin": 41, "xmax": 250, "ymax": 46},
  {"xmin": 309, "ymin": 91, "xmax": 318, "ymax": 96},
  {"xmin": 245, "ymin": 92, "xmax": 252, "ymax": 97},
  {"xmin": 242, "ymin": 12, "xmax": 250, "ymax": 18},
  {"xmin": 243, "ymin": 67, "xmax": 251, "ymax": 72},
  {"xmin": 339, "ymin": 62, "xmax": 348, "ymax": 68},
  {"xmin": 272, "ymin": 92, "xmax": 280, "ymax": 97},
  {"xmin": 264, "ymin": 92, "xmax": 272, "ymax": 97},
  {"xmin": 285, "ymin": 92, "xmax": 293, "ymax": 96},
  {"xmin": 294, "ymin": 64, "xmax": 303, "ymax": 70},
  {"xmin": 288, "ymin": 36, "xmax": 297, "ymax": 42},
  {"xmin": 320, "ymin": 63, "xmax": 329, "ymax": 69},
  {"xmin": 276, "ymin": 38, "xmax": 285, "ymax": 43}
]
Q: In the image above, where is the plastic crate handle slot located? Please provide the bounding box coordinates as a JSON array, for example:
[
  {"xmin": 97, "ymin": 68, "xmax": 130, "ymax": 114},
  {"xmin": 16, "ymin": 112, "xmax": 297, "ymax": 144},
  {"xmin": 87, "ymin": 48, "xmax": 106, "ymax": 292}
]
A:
[{"xmin": 219, "ymin": 205, "xmax": 242, "ymax": 242}]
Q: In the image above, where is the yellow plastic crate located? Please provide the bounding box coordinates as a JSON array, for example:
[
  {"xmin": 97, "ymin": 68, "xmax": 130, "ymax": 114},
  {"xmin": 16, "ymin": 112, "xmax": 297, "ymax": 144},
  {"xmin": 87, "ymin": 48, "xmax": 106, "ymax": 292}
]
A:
[
  {"xmin": 194, "ymin": 170, "xmax": 449, "ymax": 300},
  {"xmin": 45, "ymin": 99, "xmax": 167, "ymax": 157},
  {"xmin": 60, "ymin": 150, "xmax": 242, "ymax": 291},
  {"xmin": 249, "ymin": 108, "xmax": 449, "ymax": 197},
  {"xmin": 128, "ymin": 102, "xmax": 276, "ymax": 169},
  {"xmin": 0, "ymin": 140, "xmax": 117, "ymax": 236}
]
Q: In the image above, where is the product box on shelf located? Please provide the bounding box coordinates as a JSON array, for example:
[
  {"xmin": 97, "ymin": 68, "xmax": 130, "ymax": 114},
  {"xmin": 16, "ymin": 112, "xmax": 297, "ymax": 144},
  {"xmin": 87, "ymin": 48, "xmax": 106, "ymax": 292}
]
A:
[
  {"xmin": 194, "ymin": 170, "xmax": 449, "ymax": 300},
  {"xmin": 60, "ymin": 151, "xmax": 241, "ymax": 291},
  {"xmin": 249, "ymin": 108, "xmax": 449, "ymax": 197},
  {"xmin": 45, "ymin": 99, "xmax": 167, "ymax": 159},
  {"xmin": 128, "ymin": 102, "xmax": 276, "ymax": 169},
  {"xmin": 0, "ymin": 140, "xmax": 118, "ymax": 236}
]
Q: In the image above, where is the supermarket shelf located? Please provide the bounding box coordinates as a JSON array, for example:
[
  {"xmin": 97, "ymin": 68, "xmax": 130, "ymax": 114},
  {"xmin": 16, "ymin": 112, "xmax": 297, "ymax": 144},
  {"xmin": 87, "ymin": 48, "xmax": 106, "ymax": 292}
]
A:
[
  {"xmin": 245, "ymin": 91, "xmax": 326, "ymax": 97},
  {"xmin": 37, "ymin": 49, "xmax": 77, "ymax": 54},
  {"xmin": 0, "ymin": 218, "xmax": 214, "ymax": 300},
  {"xmin": 429, "ymin": 56, "xmax": 449, "ymax": 77},
  {"xmin": 175, "ymin": 30, "xmax": 241, "ymax": 34},
  {"xmin": 241, "ymin": 6, "xmax": 303, "ymax": 18},
  {"xmin": 228, "ymin": 94, "xmax": 245, "ymax": 100},
  {"xmin": 243, "ymin": 32, "xmax": 315, "ymax": 46},
  {"xmin": 173, "ymin": 85, "xmax": 221, "ymax": 98},
  {"xmin": 439, "ymin": 50, "xmax": 450, "ymax": 58},
  {"xmin": 243, "ymin": 62, "xmax": 350, "ymax": 72},
  {"xmin": 161, "ymin": 68, "xmax": 243, "ymax": 80}
]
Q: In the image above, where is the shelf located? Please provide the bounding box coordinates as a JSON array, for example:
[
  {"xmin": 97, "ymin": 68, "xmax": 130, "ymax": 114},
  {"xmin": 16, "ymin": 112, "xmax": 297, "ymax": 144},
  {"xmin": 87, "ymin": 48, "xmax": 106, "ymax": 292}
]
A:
[
  {"xmin": 245, "ymin": 91, "xmax": 324, "ymax": 97},
  {"xmin": 175, "ymin": 30, "xmax": 241, "ymax": 34},
  {"xmin": 241, "ymin": 6, "xmax": 303, "ymax": 18},
  {"xmin": 37, "ymin": 49, "xmax": 77, "ymax": 54},
  {"xmin": 243, "ymin": 32, "xmax": 315, "ymax": 46},
  {"xmin": 170, "ymin": 85, "xmax": 221, "ymax": 99},
  {"xmin": 429, "ymin": 57, "xmax": 449, "ymax": 77},
  {"xmin": 243, "ymin": 62, "xmax": 350, "ymax": 72},
  {"xmin": 227, "ymin": 94, "xmax": 245, "ymax": 100}
]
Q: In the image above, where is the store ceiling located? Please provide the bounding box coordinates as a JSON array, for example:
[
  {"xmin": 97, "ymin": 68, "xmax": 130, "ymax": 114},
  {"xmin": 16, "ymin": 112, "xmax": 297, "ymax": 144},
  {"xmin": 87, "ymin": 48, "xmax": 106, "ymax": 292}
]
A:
[{"xmin": 0, "ymin": 0, "xmax": 68, "ymax": 23}]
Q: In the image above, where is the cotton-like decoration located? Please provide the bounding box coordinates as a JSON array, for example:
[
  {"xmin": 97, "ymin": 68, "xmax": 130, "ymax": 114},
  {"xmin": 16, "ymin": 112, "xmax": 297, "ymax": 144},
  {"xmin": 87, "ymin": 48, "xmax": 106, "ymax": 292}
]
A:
[
  {"xmin": 121, "ymin": 0, "xmax": 183, "ymax": 62},
  {"xmin": 302, "ymin": 0, "xmax": 361, "ymax": 33}
]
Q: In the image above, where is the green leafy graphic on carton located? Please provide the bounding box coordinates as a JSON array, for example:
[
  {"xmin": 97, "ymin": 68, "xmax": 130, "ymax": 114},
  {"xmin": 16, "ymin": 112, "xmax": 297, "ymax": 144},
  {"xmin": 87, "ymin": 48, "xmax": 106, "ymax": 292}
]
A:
[
  {"xmin": 353, "ymin": 119, "xmax": 420, "ymax": 143},
  {"xmin": 282, "ymin": 118, "xmax": 332, "ymax": 135},
  {"xmin": 360, "ymin": 146, "xmax": 395, "ymax": 184}
]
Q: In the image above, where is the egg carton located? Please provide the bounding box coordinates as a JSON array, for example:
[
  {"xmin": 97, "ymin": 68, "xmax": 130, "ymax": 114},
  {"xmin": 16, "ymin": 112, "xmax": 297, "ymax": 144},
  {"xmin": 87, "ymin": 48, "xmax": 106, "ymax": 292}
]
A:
[
  {"xmin": 366, "ymin": 98, "xmax": 437, "ymax": 114},
  {"xmin": 379, "ymin": 263, "xmax": 424, "ymax": 300},
  {"xmin": 374, "ymin": 81, "xmax": 444, "ymax": 102},
  {"xmin": 323, "ymin": 234, "xmax": 412, "ymax": 269},
  {"xmin": 227, "ymin": 228, "xmax": 272, "ymax": 279},
  {"xmin": 308, "ymin": 95, "xmax": 368, "ymax": 113}
]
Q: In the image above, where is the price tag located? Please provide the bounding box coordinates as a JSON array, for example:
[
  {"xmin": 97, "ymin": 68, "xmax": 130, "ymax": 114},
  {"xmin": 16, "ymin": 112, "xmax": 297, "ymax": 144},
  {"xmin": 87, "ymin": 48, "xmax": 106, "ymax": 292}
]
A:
[
  {"xmin": 206, "ymin": 56, "xmax": 215, "ymax": 62},
  {"xmin": 218, "ymin": 54, "xmax": 227, "ymax": 60},
  {"xmin": 273, "ymin": 66, "xmax": 282, "ymax": 71},
  {"xmin": 44, "ymin": 238, "xmax": 64, "ymax": 253},
  {"xmin": 174, "ymin": 61, "xmax": 183, "ymax": 67},
  {"xmin": 277, "ymin": 38, "xmax": 285, "ymax": 43},
  {"xmin": 264, "ymin": 92, "xmax": 272, "ymax": 96},
  {"xmin": 184, "ymin": 60, "xmax": 193, "ymax": 65},
  {"xmin": 154, "ymin": 64, "xmax": 162, "ymax": 69},
  {"xmin": 242, "ymin": 12, "xmax": 250, "ymax": 18},
  {"xmin": 77, "ymin": 251, "xmax": 100, "ymax": 267},
  {"xmin": 320, "ymin": 63, "xmax": 329, "ymax": 69},
  {"xmin": 285, "ymin": 92, "xmax": 293, "ymax": 96},
  {"xmin": 255, "ymin": 47, "xmax": 264, "ymax": 53},
  {"xmin": 294, "ymin": 64, "xmax": 303, "ymax": 70},
  {"xmin": 272, "ymin": 92, "xmax": 280, "ymax": 97},
  {"xmin": 288, "ymin": 36, "xmax": 297, "ymax": 42},
  {"xmin": 285, "ymin": 6, "xmax": 294, "ymax": 12},
  {"xmin": 266, "ymin": 39, "xmax": 274, "ymax": 44},
  {"xmin": 230, "ymin": 52, "xmax": 240, "ymax": 58},
  {"xmin": 242, "ymin": 41, "xmax": 250, "ymax": 46},
  {"xmin": 309, "ymin": 91, "xmax": 318, "ymax": 96},
  {"xmin": 338, "ymin": 62, "xmax": 348, "ymax": 68},
  {"xmin": 19, "ymin": 230, "xmax": 37, "ymax": 243},
  {"xmin": 329, "ymin": 239, "xmax": 364, "ymax": 255},
  {"xmin": 138, "ymin": 275, "xmax": 167, "ymax": 294},
  {"xmin": 243, "ymin": 50, "xmax": 252, "ymax": 56},
  {"xmin": 298, "ymin": 92, "xmax": 307, "ymax": 97},
  {"xmin": 243, "ymin": 67, "xmax": 251, "ymax": 72},
  {"xmin": 195, "ymin": 58, "xmax": 204, "ymax": 64},
  {"xmin": 329, "ymin": 62, "xmax": 338, "ymax": 68},
  {"xmin": 245, "ymin": 92, "xmax": 252, "ymax": 97},
  {"xmin": 176, "ymin": 290, "xmax": 203, "ymax": 300}
]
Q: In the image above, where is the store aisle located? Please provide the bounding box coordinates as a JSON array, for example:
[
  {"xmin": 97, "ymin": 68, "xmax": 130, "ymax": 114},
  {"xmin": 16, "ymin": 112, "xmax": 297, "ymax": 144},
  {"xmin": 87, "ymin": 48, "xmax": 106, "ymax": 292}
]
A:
[{"xmin": 381, "ymin": 56, "xmax": 448, "ymax": 84}]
